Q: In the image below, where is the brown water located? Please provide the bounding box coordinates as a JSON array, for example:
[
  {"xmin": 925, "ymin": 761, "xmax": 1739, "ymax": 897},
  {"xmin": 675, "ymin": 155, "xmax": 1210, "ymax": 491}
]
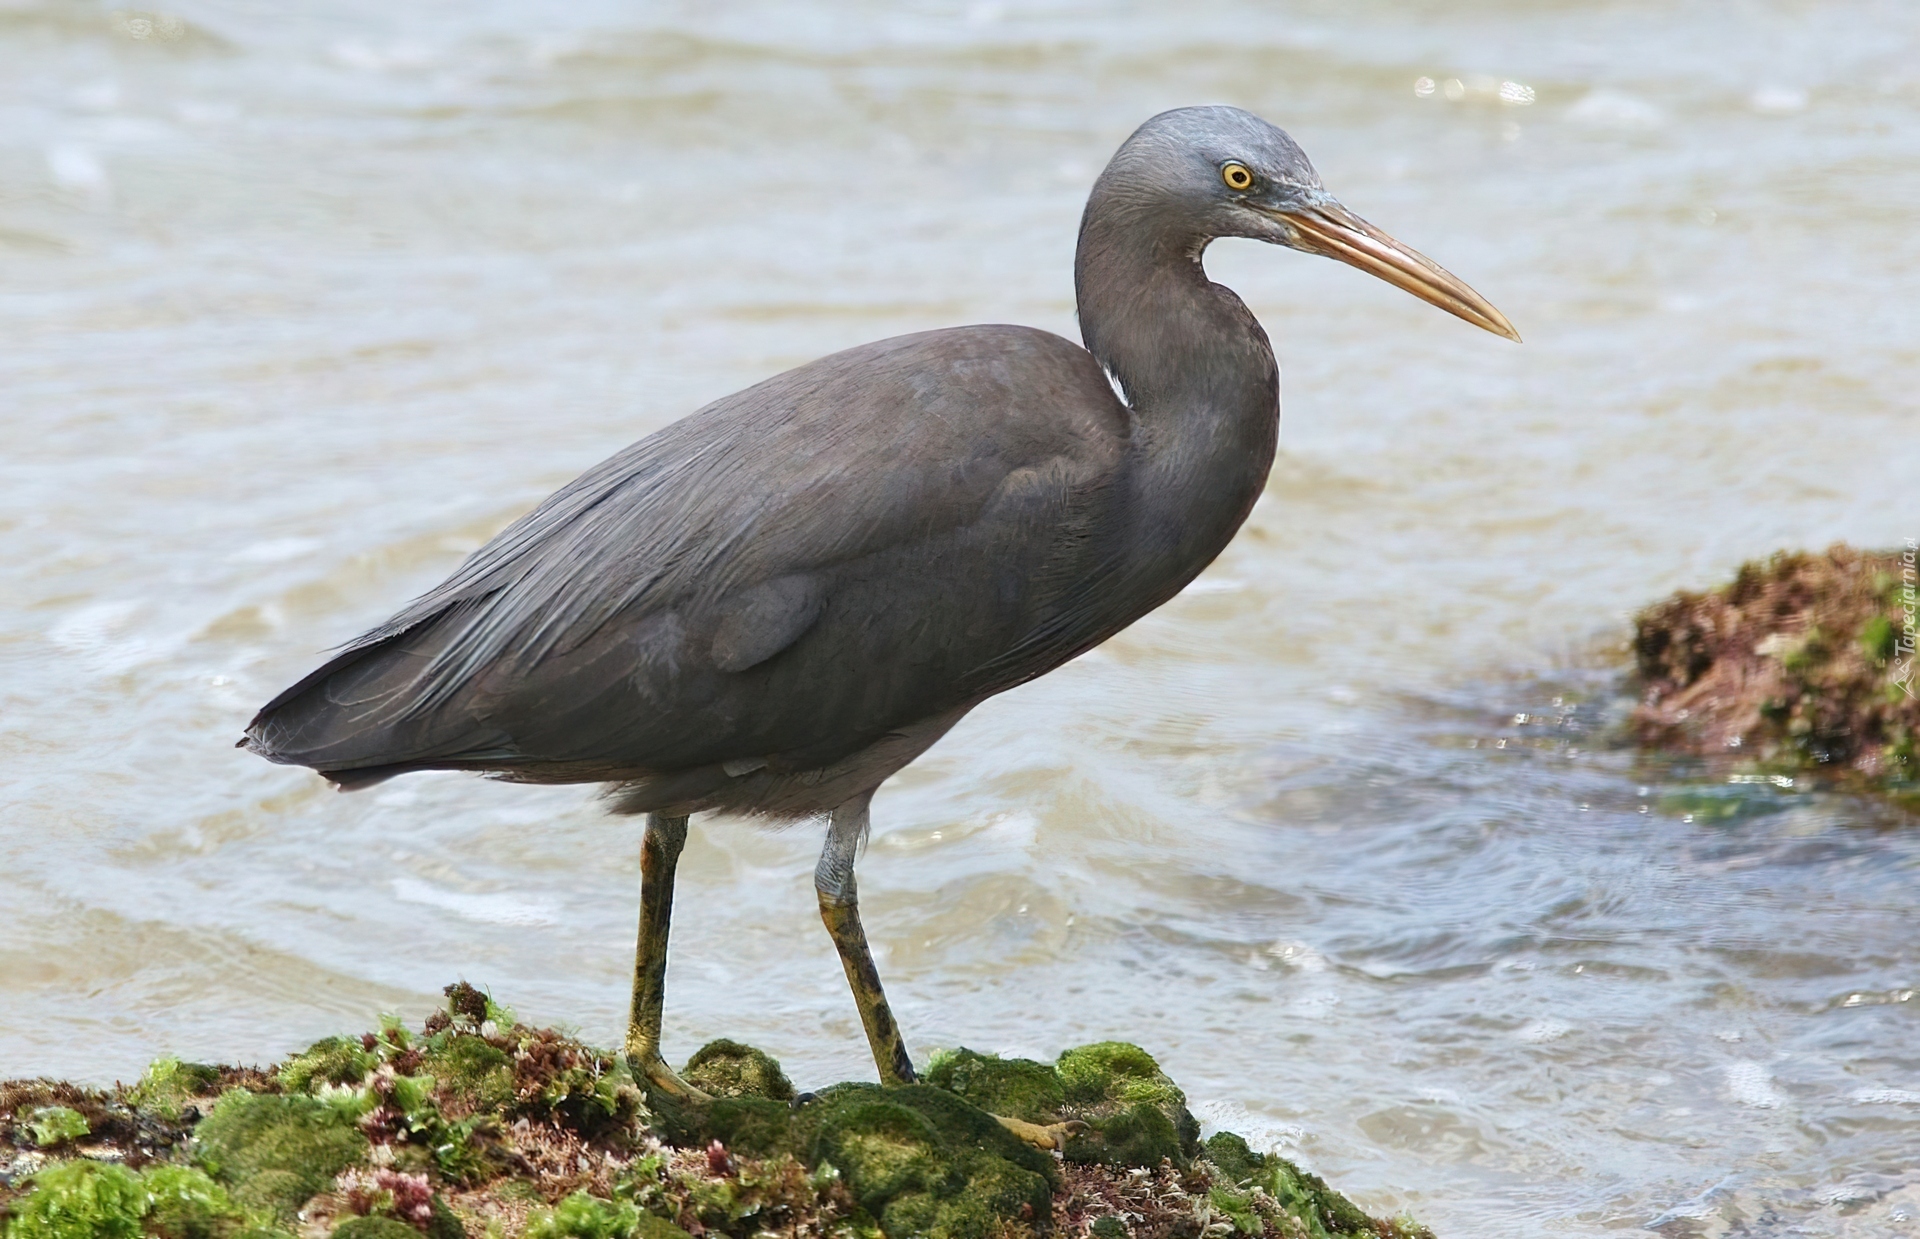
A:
[{"xmin": 4, "ymin": 1, "xmax": 1918, "ymax": 1234}]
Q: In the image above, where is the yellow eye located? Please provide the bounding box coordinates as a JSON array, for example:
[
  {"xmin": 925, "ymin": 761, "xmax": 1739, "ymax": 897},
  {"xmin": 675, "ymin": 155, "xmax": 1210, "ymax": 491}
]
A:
[{"xmin": 1221, "ymin": 162, "xmax": 1254, "ymax": 191}]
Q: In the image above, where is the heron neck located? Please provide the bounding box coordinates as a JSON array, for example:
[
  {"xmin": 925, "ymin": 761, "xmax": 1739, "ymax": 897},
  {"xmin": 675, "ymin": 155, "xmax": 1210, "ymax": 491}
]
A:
[{"xmin": 1074, "ymin": 215, "xmax": 1280, "ymax": 572}]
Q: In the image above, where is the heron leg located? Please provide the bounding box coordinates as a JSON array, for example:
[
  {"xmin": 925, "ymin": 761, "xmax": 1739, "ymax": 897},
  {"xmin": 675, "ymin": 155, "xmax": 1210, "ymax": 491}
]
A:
[
  {"xmin": 816, "ymin": 794, "xmax": 1089, "ymax": 1150},
  {"xmin": 626, "ymin": 812, "xmax": 709, "ymax": 1101},
  {"xmin": 816, "ymin": 791, "xmax": 917, "ymax": 1086}
]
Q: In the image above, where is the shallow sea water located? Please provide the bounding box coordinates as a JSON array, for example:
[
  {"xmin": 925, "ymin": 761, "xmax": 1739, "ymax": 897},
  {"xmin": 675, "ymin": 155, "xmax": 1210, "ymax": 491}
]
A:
[{"xmin": 3, "ymin": 1, "xmax": 1918, "ymax": 1235}]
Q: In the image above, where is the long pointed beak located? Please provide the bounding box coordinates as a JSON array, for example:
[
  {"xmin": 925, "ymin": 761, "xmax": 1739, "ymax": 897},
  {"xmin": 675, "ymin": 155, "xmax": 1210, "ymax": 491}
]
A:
[{"xmin": 1274, "ymin": 202, "xmax": 1521, "ymax": 342}]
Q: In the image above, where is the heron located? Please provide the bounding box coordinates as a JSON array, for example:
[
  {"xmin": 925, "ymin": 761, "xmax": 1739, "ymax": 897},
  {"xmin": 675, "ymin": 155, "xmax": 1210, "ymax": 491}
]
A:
[{"xmin": 243, "ymin": 106, "xmax": 1516, "ymax": 1142}]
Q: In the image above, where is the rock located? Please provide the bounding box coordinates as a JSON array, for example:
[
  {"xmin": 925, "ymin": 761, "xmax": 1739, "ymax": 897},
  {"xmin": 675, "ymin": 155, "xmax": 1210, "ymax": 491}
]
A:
[
  {"xmin": 660, "ymin": 1074, "xmax": 1055, "ymax": 1239},
  {"xmin": 191, "ymin": 1091, "xmax": 366, "ymax": 1218},
  {"xmin": 1, "ymin": 985, "xmax": 1436, "ymax": 1239},
  {"xmin": 5, "ymin": 1160, "xmax": 148, "ymax": 1239},
  {"xmin": 926, "ymin": 1042, "xmax": 1200, "ymax": 1169},
  {"xmin": 682, "ymin": 1039, "xmax": 795, "ymax": 1102},
  {"xmin": 812, "ymin": 1087, "xmax": 1053, "ymax": 1239},
  {"xmin": 330, "ymin": 1218, "xmax": 421, "ymax": 1239},
  {"xmin": 4, "ymin": 1160, "xmax": 256, "ymax": 1239},
  {"xmin": 277, "ymin": 1038, "xmax": 375, "ymax": 1094},
  {"xmin": 1200, "ymin": 1132, "xmax": 1432, "ymax": 1239},
  {"xmin": 140, "ymin": 1164, "xmax": 253, "ymax": 1239},
  {"xmin": 1632, "ymin": 544, "xmax": 1918, "ymax": 800},
  {"xmin": 125, "ymin": 1059, "xmax": 224, "ymax": 1124}
]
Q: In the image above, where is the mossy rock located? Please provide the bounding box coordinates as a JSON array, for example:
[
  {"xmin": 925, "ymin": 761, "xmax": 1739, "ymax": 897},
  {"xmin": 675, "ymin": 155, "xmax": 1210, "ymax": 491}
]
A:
[
  {"xmin": 923, "ymin": 1049, "xmax": 1063, "ymax": 1123},
  {"xmin": 329, "ymin": 1202, "xmax": 463, "ymax": 1239},
  {"xmin": 517, "ymin": 1189, "xmax": 697, "ymax": 1238},
  {"xmin": 126, "ymin": 1057, "xmax": 225, "ymax": 1122},
  {"xmin": 277, "ymin": 1036, "xmax": 375, "ymax": 1093},
  {"xmin": 421, "ymin": 1033, "xmax": 515, "ymax": 1112},
  {"xmin": 24, "ymin": 1105, "xmax": 90, "ymax": 1148},
  {"xmin": 7, "ymin": 1160, "xmax": 149, "ymax": 1239},
  {"xmin": 814, "ymin": 1089, "xmax": 1052, "ymax": 1239},
  {"xmin": 1631, "ymin": 544, "xmax": 1919, "ymax": 796},
  {"xmin": 655, "ymin": 1046, "xmax": 1053, "ymax": 1239},
  {"xmin": 521, "ymin": 1189, "xmax": 645, "ymax": 1238},
  {"xmin": 1055, "ymin": 1042, "xmax": 1199, "ymax": 1168},
  {"xmin": 633, "ymin": 1216, "xmax": 698, "ymax": 1239},
  {"xmin": 1201, "ymin": 1132, "xmax": 1430, "ymax": 1239},
  {"xmin": 192, "ymin": 1090, "xmax": 367, "ymax": 1217},
  {"xmin": 1201, "ymin": 1131, "xmax": 1266, "ymax": 1185},
  {"xmin": 6, "ymin": 1160, "xmax": 263, "ymax": 1239},
  {"xmin": 925, "ymin": 1042, "xmax": 1199, "ymax": 1169},
  {"xmin": 329, "ymin": 1219, "xmax": 420, "ymax": 1239},
  {"xmin": 141, "ymin": 1164, "xmax": 254, "ymax": 1239},
  {"xmin": 683, "ymin": 1038, "xmax": 795, "ymax": 1101}
]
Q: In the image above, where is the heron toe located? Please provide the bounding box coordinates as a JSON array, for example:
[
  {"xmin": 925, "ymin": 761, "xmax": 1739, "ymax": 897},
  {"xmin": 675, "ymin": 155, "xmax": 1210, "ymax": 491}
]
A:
[
  {"xmin": 994, "ymin": 1114, "xmax": 1091, "ymax": 1151},
  {"xmin": 637, "ymin": 1054, "xmax": 713, "ymax": 1104}
]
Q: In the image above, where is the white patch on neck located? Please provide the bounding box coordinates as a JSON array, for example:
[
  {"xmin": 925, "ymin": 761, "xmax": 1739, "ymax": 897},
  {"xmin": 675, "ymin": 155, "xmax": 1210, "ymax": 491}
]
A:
[{"xmin": 1102, "ymin": 363, "xmax": 1132, "ymax": 410}]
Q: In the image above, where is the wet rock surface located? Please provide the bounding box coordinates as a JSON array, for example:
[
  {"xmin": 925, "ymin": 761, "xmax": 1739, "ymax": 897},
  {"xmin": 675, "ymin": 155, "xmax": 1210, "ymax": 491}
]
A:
[{"xmin": 1, "ymin": 984, "xmax": 1431, "ymax": 1239}]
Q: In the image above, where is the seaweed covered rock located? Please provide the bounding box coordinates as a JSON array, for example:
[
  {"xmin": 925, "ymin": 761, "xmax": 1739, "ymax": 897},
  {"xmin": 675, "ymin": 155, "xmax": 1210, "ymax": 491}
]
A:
[
  {"xmin": 656, "ymin": 1067, "xmax": 1054, "ymax": 1239},
  {"xmin": 126, "ymin": 1060, "xmax": 226, "ymax": 1124},
  {"xmin": 1632, "ymin": 544, "xmax": 1917, "ymax": 799},
  {"xmin": 926, "ymin": 1043, "xmax": 1199, "ymax": 1169},
  {"xmin": 3, "ymin": 1160, "xmax": 263, "ymax": 1239},
  {"xmin": 329, "ymin": 1219, "xmax": 421, "ymax": 1239},
  {"xmin": 192, "ymin": 1091, "xmax": 367, "ymax": 1217},
  {"xmin": 1, "ymin": 987, "xmax": 1436, "ymax": 1239},
  {"xmin": 1197, "ymin": 1133, "xmax": 1431, "ymax": 1239},
  {"xmin": 681, "ymin": 1040, "xmax": 794, "ymax": 1103}
]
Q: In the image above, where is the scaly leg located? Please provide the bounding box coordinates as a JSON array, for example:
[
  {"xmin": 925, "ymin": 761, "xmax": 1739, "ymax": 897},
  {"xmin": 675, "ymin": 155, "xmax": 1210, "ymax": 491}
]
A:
[
  {"xmin": 816, "ymin": 791, "xmax": 917, "ymax": 1086},
  {"xmin": 625, "ymin": 812, "xmax": 709, "ymax": 1101},
  {"xmin": 816, "ymin": 791, "xmax": 1090, "ymax": 1150}
]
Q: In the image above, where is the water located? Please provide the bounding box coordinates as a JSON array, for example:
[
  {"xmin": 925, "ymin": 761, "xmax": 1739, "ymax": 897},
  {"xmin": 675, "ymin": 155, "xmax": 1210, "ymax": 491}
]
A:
[{"xmin": 3, "ymin": 0, "xmax": 1917, "ymax": 1234}]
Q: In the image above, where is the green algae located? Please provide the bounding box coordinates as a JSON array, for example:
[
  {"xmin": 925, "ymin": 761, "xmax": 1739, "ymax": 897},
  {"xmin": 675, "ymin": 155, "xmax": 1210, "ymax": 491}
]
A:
[
  {"xmin": 141, "ymin": 1166, "xmax": 256, "ymax": 1239},
  {"xmin": 126, "ymin": 1059, "xmax": 223, "ymax": 1124},
  {"xmin": 518, "ymin": 1187, "xmax": 698, "ymax": 1239},
  {"xmin": 923, "ymin": 1049, "xmax": 1062, "ymax": 1122},
  {"xmin": 1201, "ymin": 1133, "xmax": 1432, "ymax": 1239},
  {"xmin": 813, "ymin": 1089, "xmax": 1052, "ymax": 1239},
  {"xmin": 420, "ymin": 1034, "xmax": 514, "ymax": 1114},
  {"xmin": 1055, "ymin": 1042, "xmax": 1199, "ymax": 1169},
  {"xmin": 652, "ymin": 1051, "xmax": 1056, "ymax": 1239},
  {"xmin": 926, "ymin": 1043, "xmax": 1199, "ymax": 1170},
  {"xmin": 523, "ymin": 1190, "xmax": 646, "ymax": 1239},
  {"xmin": 2, "ymin": 987, "xmax": 1436, "ymax": 1239},
  {"xmin": 328, "ymin": 1219, "xmax": 420, "ymax": 1239},
  {"xmin": 23, "ymin": 1108, "xmax": 88, "ymax": 1150},
  {"xmin": 5, "ymin": 1160, "xmax": 270, "ymax": 1239},
  {"xmin": 276, "ymin": 1037, "xmax": 375, "ymax": 1094},
  {"xmin": 7, "ymin": 1161, "xmax": 148, "ymax": 1239},
  {"xmin": 682, "ymin": 1040, "xmax": 795, "ymax": 1102},
  {"xmin": 192, "ymin": 1091, "xmax": 367, "ymax": 1218}
]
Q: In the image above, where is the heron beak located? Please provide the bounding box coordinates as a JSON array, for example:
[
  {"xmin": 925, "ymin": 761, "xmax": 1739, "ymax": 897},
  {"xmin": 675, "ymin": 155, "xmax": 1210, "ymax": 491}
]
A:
[{"xmin": 1272, "ymin": 202, "xmax": 1521, "ymax": 342}]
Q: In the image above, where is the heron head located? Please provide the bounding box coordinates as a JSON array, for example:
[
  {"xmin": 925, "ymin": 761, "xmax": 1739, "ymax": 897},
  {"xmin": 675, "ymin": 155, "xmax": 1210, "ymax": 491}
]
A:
[{"xmin": 1110, "ymin": 106, "xmax": 1520, "ymax": 342}]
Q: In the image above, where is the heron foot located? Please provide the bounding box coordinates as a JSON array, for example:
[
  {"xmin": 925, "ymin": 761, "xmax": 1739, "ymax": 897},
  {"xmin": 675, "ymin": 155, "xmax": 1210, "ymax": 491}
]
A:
[
  {"xmin": 993, "ymin": 1114, "xmax": 1089, "ymax": 1151},
  {"xmin": 635, "ymin": 1053, "xmax": 712, "ymax": 1104}
]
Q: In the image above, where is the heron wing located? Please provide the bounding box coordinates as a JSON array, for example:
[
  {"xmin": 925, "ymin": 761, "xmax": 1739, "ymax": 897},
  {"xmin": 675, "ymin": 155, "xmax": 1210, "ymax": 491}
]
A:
[{"xmin": 247, "ymin": 325, "xmax": 1134, "ymax": 778}]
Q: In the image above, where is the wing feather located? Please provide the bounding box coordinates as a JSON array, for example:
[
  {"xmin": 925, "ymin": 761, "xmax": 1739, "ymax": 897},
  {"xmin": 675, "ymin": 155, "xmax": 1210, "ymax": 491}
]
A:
[{"xmin": 247, "ymin": 325, "xmax": 1133, "ymax": 778}]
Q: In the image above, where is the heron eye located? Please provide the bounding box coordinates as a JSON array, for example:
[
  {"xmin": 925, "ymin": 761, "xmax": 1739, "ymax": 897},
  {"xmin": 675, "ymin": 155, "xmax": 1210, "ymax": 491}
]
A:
[{"xmin": 1221, "ymin": 162, "xmax": 1254, "ymax": 191}]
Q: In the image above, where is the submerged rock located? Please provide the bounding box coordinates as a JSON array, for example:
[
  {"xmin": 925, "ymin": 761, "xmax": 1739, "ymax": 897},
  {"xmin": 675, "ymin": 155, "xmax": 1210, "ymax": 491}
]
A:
[
  {"xmin": 1632, "ymin": 544, "xmax": 1918, "ymax": 801},
  {"xmin": 1, "ymin": 985, "xmax": 1434, "ymax": 1239}
]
